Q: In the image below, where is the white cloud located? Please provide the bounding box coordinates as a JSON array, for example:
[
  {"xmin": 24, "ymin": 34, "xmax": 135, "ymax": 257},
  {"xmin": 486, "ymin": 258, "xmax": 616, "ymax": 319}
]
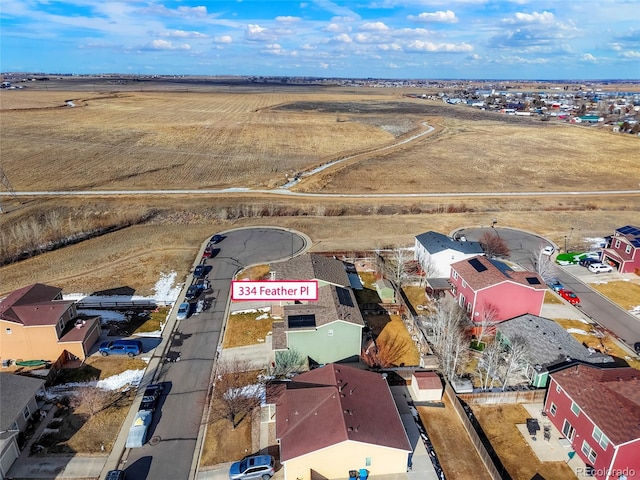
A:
[
  {"xmin": 325, "ymin": 22, "xmax": 351, "ymax": 33},
  {"xmin": 160, "ymin": 30, "xmax": 208, "ymax": 39},
  {"xmin": 360, "ymin": 21, "xmax": 390, "ymax": 31},
  {"xmin": 621, "ymin": 50, "xmax": 640, "ymax": 58},
  {"xmin": 145, "ymin": 39, "xmax": 191, "ymax": 51},
  {"xmin": 319, "ymin": 62, "xmax": 329, "ymax": 69},
  {"xmin": 333, "ymin": 33, "xmax": 353, "ymax": 43},
  {"xmin": 581, "ymin": 53, "xmax": 597, "ymax": 62},
  {"xmin": 408, "ymin": 10, "xmax": 458, "ymax": 23},
  {"xmin": 502, "ymin": 11, "xmax": 555, "ymax": 25},
  {"xmin": 245, "ymin": 24, "xmax": 273, "ymax": 41},
  {"xmin": 405, "ymin": 40, "xmax": 473, "ymax": 52},
  {"xmin": 214, "ymin": 35, "xmax": 232, "ymax": 44},
  {"xmin": 275, "ymin": 16, "xmax": 301, "ymax": 23},
  {"xmin": 301, "ymin": 43, "xmax": 316, "ymax": 50},
  {"xmin": 378, "ymin": 43, "xmax": 402, "ymax": 51}
]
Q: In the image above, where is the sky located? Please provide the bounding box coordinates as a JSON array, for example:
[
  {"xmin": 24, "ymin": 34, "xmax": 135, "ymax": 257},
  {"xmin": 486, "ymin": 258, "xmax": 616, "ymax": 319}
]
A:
[{"xmin": 1, "ymin": 0, "xmax": 639, "ymax": 80}]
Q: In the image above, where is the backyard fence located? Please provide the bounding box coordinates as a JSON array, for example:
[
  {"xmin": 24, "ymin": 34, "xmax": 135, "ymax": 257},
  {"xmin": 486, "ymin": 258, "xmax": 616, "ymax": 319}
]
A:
[
  {"xmin": 444, "ymin": 382, "xmax": 511, "ymax": 480},
  {"xmin": 457, "ymin": 389, "xmax": 546, "ymax": 405}
]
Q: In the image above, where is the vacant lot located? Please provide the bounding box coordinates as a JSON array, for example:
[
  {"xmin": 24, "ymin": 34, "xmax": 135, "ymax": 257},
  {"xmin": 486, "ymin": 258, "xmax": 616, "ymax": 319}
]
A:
[{"xmin": 223, "ymin": 311, "xmax": 274, "ymax": 348}]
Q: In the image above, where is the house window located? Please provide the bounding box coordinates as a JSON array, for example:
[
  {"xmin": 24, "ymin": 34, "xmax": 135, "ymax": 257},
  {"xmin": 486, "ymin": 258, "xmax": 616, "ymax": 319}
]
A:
[
  {"xmin": 555, "ymin": 383, "xmax": 561, "ymax": 393},
  {"xmin": 459, "ymin": 294, "xmax": 465, "ymax": 308},
  {"xmin": 327, "ymin": 329, "xmax": 334, "ymax": 337},
  {"xmin": 462, "ymin": 280, "xmax": 467, "ymax": 288},
  {"xmin": 365, "ymin": 458, "xmax": 371, "ymax": 467},
  {"xmin": 5, "ymin": 328, "xmax": 11, "ymax": 335},
  {"xmin": 571, "ymin": 401, "xmax": 580, "ymax": 416},
  {"xmin": 466, "ymin": 302, "xmax": 472, "ymax": 313},
  {"xmin": 581, "ymin": 441, "xmax": 597, "ymax": 464},
  {"xmin": 23, "ymin": 406, "xmax": 30, "ymax": 420},
  {"xmin": 452, "ymin": 271, "xmax": 458, "ymax": 280},
  {"xmin": 615, "ymin": 239, "xmax": 620, "ymax": 248},
  {"xmin": 562, "ymin": 420, "xmax": 576, "ymax": 440},
  {"xmin": 626, "ymin": 244, "xmax": 632, "ymax": 254},
  {"xmin": 59, "ymin": 318, "xmax": 65, "ymax": 330},
  {"xmin": 550, "ymin": 403, "xmax": 557, "ymax": 416},
  {"xmin": 10, "ymin": 422, "xmax": 18, "ymax": 431},
  {"xmin": 592, "ymin": 426, "xmax": 609, "ymax": 449}
]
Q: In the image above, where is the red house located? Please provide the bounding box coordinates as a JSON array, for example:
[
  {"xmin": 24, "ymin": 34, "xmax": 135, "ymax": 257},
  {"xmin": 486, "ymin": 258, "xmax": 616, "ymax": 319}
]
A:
[
  {"xmin": 449, "ymin": 255, "xmax": 546, "ymax": 324},
  {"xmin": 544, "ymin": 364, "xmax": 640, "ymax": 480},
  {"xmin": 601, "ymin": 225, "xmax": 640, "ymax": 274}
]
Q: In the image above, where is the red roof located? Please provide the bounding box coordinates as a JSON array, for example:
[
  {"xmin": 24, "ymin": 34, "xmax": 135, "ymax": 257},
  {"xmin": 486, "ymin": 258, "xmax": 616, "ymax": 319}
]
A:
[
  {"xmin": 451, "ymin": 255, "xmax": 546, "ymax": 291},
  {"xmin": 413, "ymin": 371, "xmax": 442, "ymax": 391},
  {"xmin": 0, "ymin": 283, "xmax": 74, "ymax": 326},
  {"xmin": 551, "ymin": 364, "xmax": 640, "ymax": 445},
  {"xmin": 276, "ymin": 364, "xmax": 411, "ymax": 461}
]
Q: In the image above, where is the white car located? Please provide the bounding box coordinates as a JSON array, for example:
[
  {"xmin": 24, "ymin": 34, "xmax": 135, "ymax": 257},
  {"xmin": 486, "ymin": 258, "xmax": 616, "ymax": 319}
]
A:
[
  {"xmin": 176, "ymin": 302, "xmax": 190, "ymax": 320},
  {"xmin": 588, "ymin": 263, "xmax": 613, "ymax": 273},
  {"xmin": 541, "ymin": 246, "xmax": 555, "ymax": 256}
]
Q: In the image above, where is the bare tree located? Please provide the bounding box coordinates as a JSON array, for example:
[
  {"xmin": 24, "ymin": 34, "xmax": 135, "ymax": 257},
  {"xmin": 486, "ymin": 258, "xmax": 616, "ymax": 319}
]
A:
[
  {"xmin": 533, "ymin": 248, "xmax": 557, "ymax": 282},
  {"xmin": 501, "ymin": 336, "xmax": 528, "ymax": 390},
  {"xmin": 475, "ymin": 302, "xmax": 500, "ymax": 344},
  {"xmin": 209, "ymin": 359, "xmax": 264, "ymax": 429},
  {"xmin": 479, "ymin": 231, "xmax": 511, "ymax": 258},
  {"xmin": 429, "ymin": 297, "xmax": 470, "ymax": 380},
  {"xmin": 478, "ymin": 340, "xmax": 503, "ymax": 390},
  {"xmin": 414, "ymin": 249, "xmax": 440, "ymax": 285},
  {"xmin": 274, "ymin": 348, "xmax": 305, "ymax": 376},
  {"xmin": 70, "ymin": 386, "xmax": 110, "ymax": 416},
  {"xmin": 384, "ymin": 246, "xmax": 414, "ymax": 287},
  {"xmin": 360, "ymin": 332, "xmax": 416, "ymax": 368}
]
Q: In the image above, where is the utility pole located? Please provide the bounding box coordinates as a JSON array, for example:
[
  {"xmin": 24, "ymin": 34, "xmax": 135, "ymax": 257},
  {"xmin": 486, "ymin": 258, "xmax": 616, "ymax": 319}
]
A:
[{"xmin": 0, "ymin": 167, "xmax": 18, "ymax": 214}]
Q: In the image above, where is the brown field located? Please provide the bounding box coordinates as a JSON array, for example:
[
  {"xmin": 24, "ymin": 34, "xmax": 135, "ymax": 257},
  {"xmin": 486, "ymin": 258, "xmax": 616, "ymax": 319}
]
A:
[{"xmin": 590, "ymin": 280, "xmax": 640, "ymax": 311}]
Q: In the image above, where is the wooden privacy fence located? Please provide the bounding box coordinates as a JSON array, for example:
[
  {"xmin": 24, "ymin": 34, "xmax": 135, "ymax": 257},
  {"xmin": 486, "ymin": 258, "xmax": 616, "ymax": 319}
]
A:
[
  {"xmin": 444, "ymin": 382, "xmax": 511, "ymax": 480},
  {"xmin": 457, "ymin": 389, "xmax": 546, "ymax": 405}
]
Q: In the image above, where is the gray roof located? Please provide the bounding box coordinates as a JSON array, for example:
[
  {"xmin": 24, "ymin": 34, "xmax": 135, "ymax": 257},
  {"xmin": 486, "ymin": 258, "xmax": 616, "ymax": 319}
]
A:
[
  {"xmin": 415, "ymin": 231, "xmax": 484, "ymax": 255},
  {"xmin": 270, "ymin": 254, "xmax": 350, "ymax": 287},
  {"xmin": 283, "ymin": 284, "xmax": 364, "ymax": 331},
  {"xmin": 497, "ymin": 314, "xmax": 613, "ymax": 368},
  {"xmin": 0, "ymin": 373, "xmax": 45, "ymax": 430}
]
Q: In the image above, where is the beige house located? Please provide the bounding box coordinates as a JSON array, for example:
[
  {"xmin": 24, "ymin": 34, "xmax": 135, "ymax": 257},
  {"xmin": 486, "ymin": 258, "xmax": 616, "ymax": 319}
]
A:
[
  {"xmin": 0, "ymin": 284, "xmax": 100, "ymax": 363},
  {"xmin": 274, "ymin": 364, "xmax": 412, "ymax": 480}
]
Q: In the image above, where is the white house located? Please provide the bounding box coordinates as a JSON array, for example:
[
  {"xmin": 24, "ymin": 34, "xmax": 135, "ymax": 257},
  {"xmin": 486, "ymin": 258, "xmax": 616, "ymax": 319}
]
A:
[{"xmin": 414, "ymin": 231, "xmax": 484, "ymax": 278}]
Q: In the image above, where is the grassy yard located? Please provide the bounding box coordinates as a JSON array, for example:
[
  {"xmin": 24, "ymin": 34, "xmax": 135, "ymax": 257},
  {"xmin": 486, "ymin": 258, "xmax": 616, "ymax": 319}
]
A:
[
  {"xmin": 236, "ymin": 264, "xmax": 271, "ymax": 281},
  {"xmin": 365, "ymin": 314, "xmax": 420, "ymax": 366},
  {"xmin": 472, "ymin": 404, "xmax": 575, "ymax": 480},
  {"xmin": 223, "ymin": 310, "xmax": 274, "ymax": 348},
  {"xmin": 590, "ymin": 280, "xmax": 640, "ymax": 311},
  {"xmin": 132, "ymin": 307, "xmax": 169, "ymax": 334},
  {"xmin": 401, "ymin": 285, "xmax": 432, "ymax": 312},
  {"xmin": 54, "ymin": 356, "xmax": 148, "ymax": 384},
  {"xmin": 544, "ymin": 291, "xmax": 563, "ymax": 304}
]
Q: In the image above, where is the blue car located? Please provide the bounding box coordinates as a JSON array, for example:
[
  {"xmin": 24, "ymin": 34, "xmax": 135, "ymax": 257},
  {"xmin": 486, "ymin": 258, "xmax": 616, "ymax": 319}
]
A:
[{"xmin": 547, "ymin": 279, "xmax": 564, "ymax": 292}]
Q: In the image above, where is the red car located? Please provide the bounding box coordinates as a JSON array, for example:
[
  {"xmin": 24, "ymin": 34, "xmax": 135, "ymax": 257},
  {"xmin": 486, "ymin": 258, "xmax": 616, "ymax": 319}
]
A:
[{"xmin": 559, "ymin": 289, "xmax": 580, "ymax": 305}]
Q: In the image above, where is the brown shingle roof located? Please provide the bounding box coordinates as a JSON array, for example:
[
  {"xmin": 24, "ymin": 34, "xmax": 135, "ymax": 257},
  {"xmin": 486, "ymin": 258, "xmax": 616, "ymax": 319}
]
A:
[
  {"xmin": 0, "ymin": 283, "xmax": 73, "ymax": 326},
  {"xmin": 551, "ymin": 364, "xmax": 640, "ymax": 445},
  {"xmin": 413, "ymin": 371, "xmax": 443, "ymax": 391},
  {"xmin": 451, "ymin": 256, "xmax": 546, "ymax": 291},
  {"xmin": 270, "ymin": 254, "xmax": 350, "ymax": 287},
  {"xmin": 276, "ymin": 364, "xmax": 411, "ymax": 461},
  {"xmin": 283, "ymin": 284, "xmax": 364, "ymax": 330}
]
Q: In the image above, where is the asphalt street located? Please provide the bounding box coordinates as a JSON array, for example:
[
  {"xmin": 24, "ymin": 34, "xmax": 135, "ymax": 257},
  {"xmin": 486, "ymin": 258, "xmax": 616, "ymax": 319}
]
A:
[{"xmin": 121, "ymin": 227, "xmax": 308, "ymax": 480}]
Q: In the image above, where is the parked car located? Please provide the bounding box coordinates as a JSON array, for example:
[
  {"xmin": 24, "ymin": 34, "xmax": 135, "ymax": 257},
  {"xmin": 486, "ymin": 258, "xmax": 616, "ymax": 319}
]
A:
[
  {"xmin": 210, "ymin": 234, "xmax": 223, "ymax": 244},
  {"xmin": 547, "ymin": 279, "xmax": 564, "ymax": 292},
  {"xmin": 185, "ymin": 284, "xmax": 201, "ymax": 300},
  {"xmin": 229, "ymin": 455, "xmax": 275, "ymax": 480},
  {"xmin": 194, "ymin": 264, "xmax": 206, "ymax": 278},
  {"xmin": 588, "ymin": 263, "xmax": 613, "ymax": 273},
  {"xmin": 139, "ymin": 384, "xmax": 163, "ymax": 412},
  {"xmin": 105, "ymin": 471, "xmax": 126, "ymax": 480},
  {"xmin": 578, "ymin": 257, "xmax": 601, "ymax": 267},
  {"xmin": 196, "ymin": 278, "xmax": 210, "ymax": 290},
  {"xmin": 195, "ymin": 299, "xmax": 205, "ymax": 315},
  {"xmin": 99, "ymin": 339, "xmax": 143, "ymax": 357},
  {"xmin": 176, "ymin": 302, "xmax": 190, "ymax": 320},
  {"xmin": 125, "ymin": 410, "xmax": 152, "ymax": 448},
  {"xmin": 559, "ymin": 289, "xmax": 580, "ymax": 305},
  {"xmin": 541, "ymin": 245, "xmax": 554, "ymax": 256}
]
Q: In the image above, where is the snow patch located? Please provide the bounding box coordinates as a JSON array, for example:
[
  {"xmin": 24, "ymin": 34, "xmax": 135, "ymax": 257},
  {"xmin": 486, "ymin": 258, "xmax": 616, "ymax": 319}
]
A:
[
  {"xmin": 153, "ymin": 272, "xmax": 182, "ymax": 303},
  {"xmin": 567, "ymin": 328, "xmax": 590, "ymax": 335},
  {"xmin": 78, "ymin": 309, "xmax": 128, "ymax": 323},
  {"xmin": 583, "ymin": 237, "xmax": 606, "ymax": 250},
  {"xmin": 256, "ymin": 313, "xmax": 269, "ymax": 320},
  {"xmin": 630, "ymin": 306, "xmax": 640, "ymax": 316},
  {"xmin": 232, "ymin": 307, "xmax": 271, "ymax": 315}
]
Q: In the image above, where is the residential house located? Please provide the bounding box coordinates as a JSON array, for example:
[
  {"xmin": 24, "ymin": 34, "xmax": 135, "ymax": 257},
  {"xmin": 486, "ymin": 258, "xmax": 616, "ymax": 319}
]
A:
[
  {"xmin": 414, "ymin": 231, "xmax": 484, "ymax": 278},
  {"xmin": 271, "ymin": 284, "xmax": 364, "ymax": 365},
  {"xmin": 270, "ymin": 253, "xmax": 350, "ymax": 288},
  {"xmin": 0, "ymin": 373, "xmax": 46, "ymax": 478},
  {"xmin": 375, "ymin": 279, "xmax": 395, "ymax": 304},
  {"xmin": 497, "ymin": 314, "xmax": 614, "ymax": 388},
  {"xmin": 449, "ymin": 256, "xmax": 546, "ymax": 324},
  {"xmin": 544, "ymin": 365, "xmax": 640, "ymax": 480},
  {"xmin": 601, "ymin": 225, "xmax": 640, "ymax": 273},
  {"xmin": 274, "ymin": 363, "xmax": 412, "ymax": 480},
  {"xmin": 0, "ymin": 283, "xmax": 100, "ymax": 363}
]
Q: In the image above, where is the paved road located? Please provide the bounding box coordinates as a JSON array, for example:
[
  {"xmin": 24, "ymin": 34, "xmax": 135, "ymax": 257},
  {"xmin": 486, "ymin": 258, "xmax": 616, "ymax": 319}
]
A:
[
  {"xmin": 453, "ymin": 226, "xmax": 640, "ymax": 350},
  {"xmin": 121, "ymin": 227, "xmax": 308, "ymax": 480}
]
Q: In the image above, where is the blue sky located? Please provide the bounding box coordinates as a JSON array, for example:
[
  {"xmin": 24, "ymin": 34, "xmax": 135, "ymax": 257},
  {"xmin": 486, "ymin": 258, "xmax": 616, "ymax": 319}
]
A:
[{"xmin": 1, "ymin": 0, "xmax": 639, "ymax": 79}]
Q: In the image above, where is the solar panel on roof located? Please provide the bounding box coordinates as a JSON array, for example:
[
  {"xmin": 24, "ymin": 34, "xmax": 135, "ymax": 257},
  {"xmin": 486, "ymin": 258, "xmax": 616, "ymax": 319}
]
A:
[
  {"xmin": 336, "ymin": 287, "xmax": 354, "ymax": 307},
  {"xmin": 618, "ymin": 226, "xmax": 632, "ymax": 234},
  {"xmin": 632, "ymin": 239, "xmax": 640, "ymax": 247},
  {"xmin": 469, "ymin": 257, "xmax": 488, "ymax": 272},
  {"xmin": 288, "ymin": 314, "xmax": 316, "ymax": 328},
  {"xmin": 526, "ymin": 277, "xmax": 541, "ymax": 285}
]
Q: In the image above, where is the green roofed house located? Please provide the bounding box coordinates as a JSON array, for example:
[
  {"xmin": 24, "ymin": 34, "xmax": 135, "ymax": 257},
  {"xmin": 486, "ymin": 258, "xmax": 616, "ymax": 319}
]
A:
[
  {"xmin": 272, "ymin": 284, "xmax": 364, "ymax": 365},
  {"xmin": 496, "ymin": 314, "xmax": 615, "ymax": 388}
]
